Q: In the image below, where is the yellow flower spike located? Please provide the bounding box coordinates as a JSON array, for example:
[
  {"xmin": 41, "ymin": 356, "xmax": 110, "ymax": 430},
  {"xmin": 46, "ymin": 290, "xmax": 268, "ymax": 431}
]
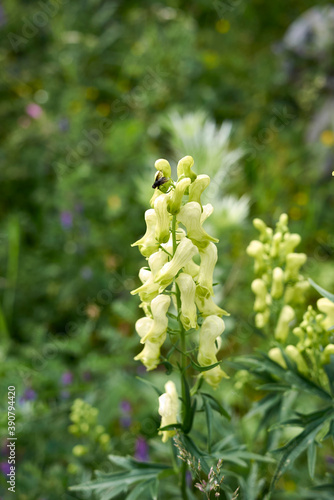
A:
[
  {"xmin": 167, "ymin": 178, "xmax": 191, "ymax": 215},
  {"xmin": 131, "ymin": 250, "xmax": 168, "ymax": 301},
  {"xmin": 284, "ymin": 253, "xmax": 307, "ymax": 281},
  {"xmin": 317, "ymin": 298, "xmax": 334, "ymax": 330},
  {"xmin": 176, "ymin": 155, "xmax": 197, "ymax": 181},
  {"xmin": 285, "ymin": 345, "xmax": 308, "ymax": 374},
  {"xmin": 131, "ymin": 209, "xmax": 159, "ymax": 257},
  {"xmin": 154, "ymin": 158, "xmax": 171, "ymax": 178},
  {"xmin": 154, "ymin": 237, "xmax": 199, "ymax": 289},
  {"xmin": 158, "ymin": 381, "xmax": 179, "ymax": 443},
  {"xmin": 268, "ymin": 347, "xmax": 287, "ymax": 368},
  {"xmin": 276, "ymin": 213, "xmax": 289, "ymax": 233},
  {"xmin": 188, "ymin": 174, "xmax": 210, "ymax": 205},
  {"xmin": 134, "ymin": 317, "xmax": 164, "ymax": 371},
  {"xmin": 198, "ymin": 315, "xmax": 229, "ymax": 389},
  {"xmin": 176, "ymin": 273, "xmax": 197, "ymax": 330},
  {"xmin": 196, "ymin": 295, "xmax": 229, "ymax": 317},
  {"xmin": 183, "ymin": 258, "xmax": 200, "ymax": 279},
  {"xmin": 177, "ymin": 202, "xmax": 218, "ymax": 249},
  {"xmin": 154, "ymin": 194, "xmax": 171, "ymax": 244},
  {"xmin": 196, "ymin": 242, "xmax": 218, "ymax": 299},
  {"xmin": 200, "ymin": 203, "xmax": 214, "ymax": 224},
  {"xmin": 251, "ymin": 278, "xmax": 269, "ymax": 312},
  {"xmin": 140, "ymin": 294, "xmax": 171, "ymax": 344},
  {"xmin": 271, "ymin": 267, "xmax": 284, "ymax": 299},
  {"xmin": 284, "ymin": 280, "xmax": 309, "ymax": 305},
  {"xmin": 322, "ymin": 344, "xmax": 334, "ymax": 364},
  {"xmin": 275, "ymin": 305, "xmax": 295, "ymax": 342}
]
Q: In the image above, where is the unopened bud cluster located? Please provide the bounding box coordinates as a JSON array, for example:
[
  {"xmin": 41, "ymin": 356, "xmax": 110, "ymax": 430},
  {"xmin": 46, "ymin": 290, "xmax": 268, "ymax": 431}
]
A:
[
  {"xmin": 68, "ymin": 399, "xmax": 110, "ymax": 456},
  {"xmin": 247, "ymin": 214, "xmax": 309, "ymax": 340},
  {"xmin": 269, "ymin": 299, "xmax": 334, "ymax": 387}
]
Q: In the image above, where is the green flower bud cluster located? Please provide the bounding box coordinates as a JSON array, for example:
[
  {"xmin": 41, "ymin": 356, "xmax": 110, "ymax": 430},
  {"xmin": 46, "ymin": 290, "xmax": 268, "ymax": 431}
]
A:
[
  {"xmin": 68, "ymin": 399, "xmax": 110, "ymax": 457},
  {"xmin": 131, "ymin": 156, "xmax": 229, "ymax": 392},
  {"xmin": 269, "ymin": 298, "xmax": 334, "ymax": 388},
  {"xmin": 247, "ymin": 214, "xmax": 309, "ymax": 340}
]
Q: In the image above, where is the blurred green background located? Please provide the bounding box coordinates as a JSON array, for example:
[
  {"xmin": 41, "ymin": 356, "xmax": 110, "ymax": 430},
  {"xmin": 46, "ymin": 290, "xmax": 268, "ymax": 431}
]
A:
[{"xmin": 0, "ymin": 0, "xmax": 333, "ymax": 498}]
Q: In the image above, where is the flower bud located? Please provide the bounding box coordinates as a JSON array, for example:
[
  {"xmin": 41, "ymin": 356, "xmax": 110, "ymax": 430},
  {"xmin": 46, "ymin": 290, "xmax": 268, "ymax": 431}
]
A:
[
  {"xmin": 154, "ymin": 194, "xmax": 170, "ymax": 244},
  {"xmin": 251, "ymin": 279, "xmax": 269, "ymax": 312},
  {"xmin": 268, "ymin": 347, "xmax": 287, "ymax": 368},
  {"xmin": 154, "ymin": 237, "xmax": 199, "ymax": 289},
  {"xmin": 271, "ymin": 267, "xmax": 284, "ymax": 299},
  {"xmin": 322, "ymin": 344, "xmax": 334, "ymax": 365},
  {"xmin": 253, "ymin": 218, "xmax": 268, "ymax": 240},
  {"xmin": 274, "ymin": 305, "xmax": 295, "ymax": 342},
  {"xmin": 276, "ymin": 213, "xmax": 288, "ymax": 233},
  {"xmin": 280, "ymin": 233, "xmax": 301, "ymax": 256},
  {"xmin": 131, "ymin": 209, "xmax": 159, "ymax": 257},
  {"xmin": 246, "ymin": 240, "xmax": 266, "ymax": 273},
  {"xmin": 285, "ymin": 345, "xmax": 308, "ymax": 374},
  {"xmin": 176, "ymin": 273, "xmax": 197, "ymax": 330},
  {"xmin": 177, "ymin": 202, "xmax": 218, "ymax": 249},
  {"xmin": 158, "ymin": 381, "xmax": 179, "ymax": 442},
  {"xmin": 140, "ymin": 294, "xmax": 171, "ymax": 343},
  {"xmin": 255, "ymin": 309, "xmax": 270, "ymax": 328},
  {"xmin": 188, "ymin": 175, "xmax": 210, "ymax": 205},
  {"xmin": 317, "ymin": 298, "xmax": 334, "ymax": 331},
  {"xmin": 198, "ymin": 315, "xmax": 228, "ymax": 388},
  {"xmin": 284, "ymin": 253, "xmax": 307, "ymax": 281},
  {"xmin": 134, "ymin": 317, "xmax": 164, "ymax": 371},
  {"xmin": 177, "ymin": 155, "xmax": 197, "ymax": 181},
  {"xmin": 167, "ymin": 178, "xmax": 191, "ymax": 215},
  {"xmin": 196, "ymin": 242, "xmax": 218, "ymax": 299},
  {"xmin": 155, "ymin": 158, "xmax": 171, "ymax": 178},
  {"xmin": 270, "ymin": 232, "xmax": 282, "ymax": 258}
]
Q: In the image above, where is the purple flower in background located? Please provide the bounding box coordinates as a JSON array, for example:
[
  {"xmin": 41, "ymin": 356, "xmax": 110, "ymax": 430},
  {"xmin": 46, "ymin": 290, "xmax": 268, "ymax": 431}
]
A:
[
  {"xmin": 119, "ymin": 416, "xmax": 132, "ymax": 428},
  {"xmin": 134, "ymin": 437, "xmax": 149, "ymax": 462},
  {"xmin": 61, "ymin": 371, "xmax": 73, "ymax": 385},
  {"xmin": 0, "ymin": 462, "xmax": 11, "ymax": 476},
  {"xmin": 60, "ymin": 211, "xmax": 73, "ymax": 229},
  {"xmin": 26, "ymin": 103, "xmax": 42, "ymax": 119},
  {"xmin": 19, "ymin": 388, "xmax": 37, "ymax": 404},
  {"xmin": 120, "ymin": 400, "xmax": 132, "ymax": 413}
]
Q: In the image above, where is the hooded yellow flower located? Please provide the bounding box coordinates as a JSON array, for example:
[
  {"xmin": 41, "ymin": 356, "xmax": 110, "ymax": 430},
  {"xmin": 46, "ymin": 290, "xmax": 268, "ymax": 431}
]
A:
[
  {"xmin": 167, "ymin": 178, "xmax": 191, "ymax": 215},
  {"xmin": 198, "ymin": 315, "xmax": 228, "ymax": 388},
  {"xmin": 131, "ymin": 250, "xmax": 168, "ymax": 302},
  {"xmin": 176, "ymin": 273, "xmax": 197, "ymax": 330},
  {"xmin": 131, "ymin": 209, "xmax": 159, "ymax": 257},
  {"xmin": 188, "ymin": 174, "xmax": 210, "ymax": 205},
  {"xmin": 154, "ymin": 194, "xmax": 170, "ymax": 244},
  {"xmin": 196, "ymin": 242, "xmax": 218, "ymax": 299},
  {"xmin": 158, "ymin": 381, "xmax": 179, "ymax": 443},
  {"xmin": 134, "ymin": 317, "xmax": 164, "ymax": 371},
  {"xmin": 154, "ymin": 237, "xmax": 199, "ymax": 289},
  {"xmin": 177, "ymin": 202, "xmax": 218, "ymax": 249},
  {"xmin": 140, "ymin": 294, "xmax": 171, "ymax": 344}
]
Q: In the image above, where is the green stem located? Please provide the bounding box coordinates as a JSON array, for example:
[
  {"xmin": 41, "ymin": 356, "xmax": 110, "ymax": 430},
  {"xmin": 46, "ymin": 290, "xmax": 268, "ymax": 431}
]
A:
[{"xmin": 172, "ymin": 215, "xmax": 188, "ymax": 500}]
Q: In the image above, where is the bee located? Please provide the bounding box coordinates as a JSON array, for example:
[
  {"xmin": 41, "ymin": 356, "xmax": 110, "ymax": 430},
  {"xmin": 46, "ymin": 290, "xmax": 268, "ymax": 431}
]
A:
[{"xmin": 152, "ymin": 170, "xmax": 169, "ymax": 189}]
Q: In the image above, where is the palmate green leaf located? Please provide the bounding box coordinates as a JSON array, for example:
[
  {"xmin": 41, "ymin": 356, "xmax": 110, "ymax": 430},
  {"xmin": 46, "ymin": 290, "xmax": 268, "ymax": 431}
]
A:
[
  {"xmin": 309, "ymin": 279, "xmax": 334, "ymax": 302},
  {"xmin": 70, "ymin": 459, "xmax": 171, "ymax": 499},
  {"xmin": 200, "ymin": 392, "xmax": 231, "ymax": 420},
  {"xmin": 203, "ymin": 396, "xmax": 213, "ymax": 453},
  {"xmin": 270, "ymin": 406, "xmax": 334, "ymax": 491}
]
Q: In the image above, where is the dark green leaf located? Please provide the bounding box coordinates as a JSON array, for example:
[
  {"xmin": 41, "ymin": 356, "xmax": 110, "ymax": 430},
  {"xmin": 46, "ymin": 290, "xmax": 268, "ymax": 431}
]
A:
[
  {"xmin": 309, "ymin": 279, "xmax": 334, "ymax": 302},
  {"xmin": 136, "ymin": 377, "xmax": 162, "ymax": 396},
  {"xmin": 203, "ymin": 396, "xmax": 213, "ymax": 453},
  {"xmin": 201, "ymin": 392, "xmax": 230, "ymax": 420},
  {"xmin": 307, "ymin": 441, "xmax": 317, "ymax": 481},
  {"xmin": 190, "ymin": 359, "xmax": 221, "ymax": 372}
]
